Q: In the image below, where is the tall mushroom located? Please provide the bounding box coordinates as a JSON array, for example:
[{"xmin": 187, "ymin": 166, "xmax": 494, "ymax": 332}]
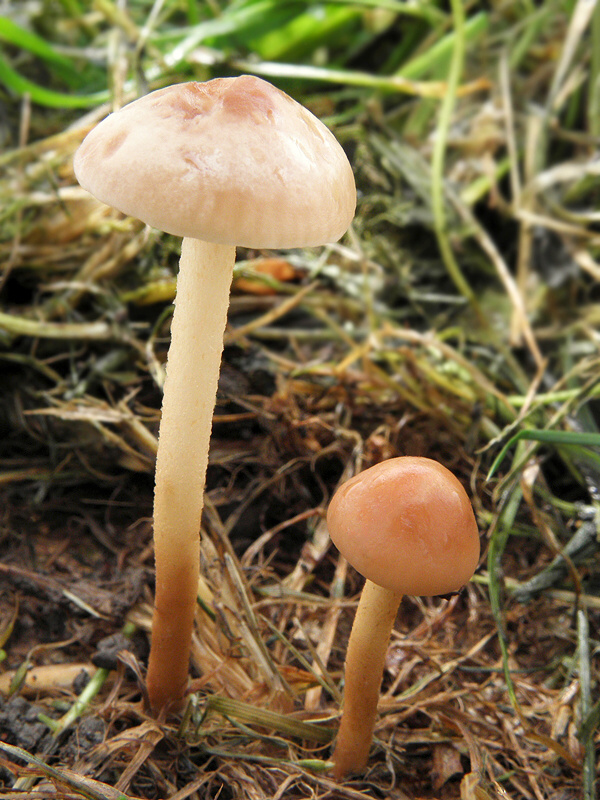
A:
[
  {"xmin": 74, "ymin": 76, "xmax": 356, "ymax": 713},
  {"xmin": 326, "ymin": 457, "xmax": 480, "ymax": 779}
]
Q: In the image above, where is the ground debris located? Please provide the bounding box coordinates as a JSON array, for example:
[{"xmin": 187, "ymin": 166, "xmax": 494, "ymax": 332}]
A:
[{"xmin": 0, "ymin": 695, "xmax": 52, "ymax": 752}]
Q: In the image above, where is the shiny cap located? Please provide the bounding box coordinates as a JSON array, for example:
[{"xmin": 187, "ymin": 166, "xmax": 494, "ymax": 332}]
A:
[{"xmin": 327, "ymin": 457, "xmax": 480, "ymax": 596}]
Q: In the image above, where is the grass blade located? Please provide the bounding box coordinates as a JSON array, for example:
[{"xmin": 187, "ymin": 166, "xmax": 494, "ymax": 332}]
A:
[
  {"xmin": 577, "ymin": 608, "xmax": 597, "ymax": 800},
  {"xmin": 0, "ymin": 53, "xmax": 108, "ymax": 108},
  {"xmin": 488, "ymin": 428, "xmax": 600, "ymax": 480},
  {"xmin": 0, "ymin": 16, "xmax": 75, "ymax": 73}
]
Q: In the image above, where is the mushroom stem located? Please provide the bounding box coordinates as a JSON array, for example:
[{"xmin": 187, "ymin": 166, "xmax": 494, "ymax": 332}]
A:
[
  {"xmin": 146, "ymin": 237, "xmax": 236, "ymax": 713},
  {"xmin": 332, "ymin": 579, "xmax": 402, "ymax": 779}
]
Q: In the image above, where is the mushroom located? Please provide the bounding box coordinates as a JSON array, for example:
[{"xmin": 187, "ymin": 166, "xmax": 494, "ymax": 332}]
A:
[
  {"xmin": 326, "ymin": 456, "xmax": 480, "ymax": 779},
  {"xmin": 74, "ymin": 76, "xmax": 356, "ymax": 713}
]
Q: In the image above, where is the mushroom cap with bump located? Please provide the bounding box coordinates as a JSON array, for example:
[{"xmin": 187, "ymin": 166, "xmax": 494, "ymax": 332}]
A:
[
  {"xmin": 74, "ymin": 76, "xmax": 356, "ymax": 249},
  {"xmin": 327, "ymin": 457, "xmax": 480, "ymax": 597}
]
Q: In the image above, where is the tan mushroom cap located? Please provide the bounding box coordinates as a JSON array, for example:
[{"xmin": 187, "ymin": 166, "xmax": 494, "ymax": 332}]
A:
[
  {"xmin": 327, "ymin": 457, "xmax": 480, "ymax": 597},
  {"xmin": 74, "ymin": 75, "xmax": 356, "ymax": 249}
]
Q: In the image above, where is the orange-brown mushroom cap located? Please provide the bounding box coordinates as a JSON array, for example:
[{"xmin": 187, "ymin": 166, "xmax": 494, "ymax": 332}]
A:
[{"xmin": 327, "ymin": 457, "xmax": 480, "ymax": 596}]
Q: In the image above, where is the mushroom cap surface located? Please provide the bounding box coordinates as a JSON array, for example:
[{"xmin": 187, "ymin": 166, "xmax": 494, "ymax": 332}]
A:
[
  {"xmin": 327, "ymin": 457, "xmax": 480, "ymax": 596},
  {"xmin": 74, "ymin": 76, "xmax": 356, "ymax": 248}
]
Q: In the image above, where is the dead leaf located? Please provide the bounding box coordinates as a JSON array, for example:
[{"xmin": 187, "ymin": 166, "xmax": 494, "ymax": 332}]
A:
[{"xmin": 431, "ymin": 742, "xmax": 464, "ymax": 791}]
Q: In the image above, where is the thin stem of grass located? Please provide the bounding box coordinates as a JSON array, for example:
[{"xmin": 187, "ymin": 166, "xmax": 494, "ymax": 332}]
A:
[
  {"xmin": 0, "ymin": 54, "xmax": 108, "ymax": 108},
  {"xmin": 3, "ymin": 739, "xmax": 133, "ymax": 800},
  {"xmin": 590, "ymin": 0, "xmax": 600, "ymax": 137},
  {"xmin": 0, "ymin": 311, "xmax": 120, "ymax": 341},
  {"xmin": 53, "ymin": 667, "xmax": 111, "ymax": 735},
  {"xmin": 577, "ymin": 607, "xmax": 597, "ymax": 800},
  {"xmin": 430, "ymin": 0, "xmax": 478, "ymax": 307},
  {"xmin": 204, "ymin": 695, "xmax": 334, "ymax": 744},
  {"xmin": 231, "ymin": 57, "xmax": 487, "ymax": 98},
  {"xmin": 487, "ymin": 481, "xmax": 523, "ymax": 713},
  {"xmin": 396, "ymin": 10, "xmax": 488, "ymax": 79}
]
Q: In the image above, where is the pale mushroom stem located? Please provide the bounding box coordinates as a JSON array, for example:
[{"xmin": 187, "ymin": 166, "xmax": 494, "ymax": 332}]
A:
[
  {"xmin": 332, "ymin": 579, "xmax": 402, "ymax": 779},
  {"xmin": 146, "ymin": 237, "xmax": 236, "ymax": 713}
]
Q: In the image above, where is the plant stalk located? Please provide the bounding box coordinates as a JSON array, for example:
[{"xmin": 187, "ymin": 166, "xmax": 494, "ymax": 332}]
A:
[
  {"xmin": 146, "ymin": 237, "xmax": 235, "ymax": 713},
  {"xmin": 332, "ymin": 580, "xmax": 401, "ymax": 779}
]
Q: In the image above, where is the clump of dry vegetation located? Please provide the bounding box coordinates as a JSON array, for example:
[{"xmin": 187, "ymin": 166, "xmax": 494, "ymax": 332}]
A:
[{"xmin": 0, "ymin": 1, "xmax": 599, "ymax": 799}]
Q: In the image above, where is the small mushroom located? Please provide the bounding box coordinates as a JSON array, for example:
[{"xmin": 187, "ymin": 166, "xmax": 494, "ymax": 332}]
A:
[
  {"xmin": 74, "ymin": 76, "xmax": 355, "ymax": 713},
  {"xmin": 326, "ymin": 456, "xmax": 480, "ymax": 779}
]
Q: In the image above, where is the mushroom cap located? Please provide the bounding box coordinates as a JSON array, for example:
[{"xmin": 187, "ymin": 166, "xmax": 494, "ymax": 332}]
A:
[
  {"xmin": 327, "ymin": 457, "xmax": 480, "ymax": 596},
  {"xmin": 74, "ymin": 76, "xmax": 356, "ymax": 249}
]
